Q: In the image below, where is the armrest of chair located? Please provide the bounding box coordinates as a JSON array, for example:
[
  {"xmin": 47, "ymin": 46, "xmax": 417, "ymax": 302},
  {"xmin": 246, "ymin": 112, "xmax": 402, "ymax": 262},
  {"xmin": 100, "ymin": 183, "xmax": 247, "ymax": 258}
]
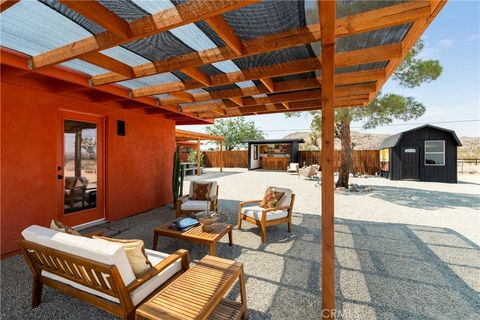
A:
[
  {"xmin": 261, "ymin": 206, "xmax": 292, "ymax": 221},
  {"xmin": 126, "ymin": 249, "xmax": 189, "ymax": 293},
  {"xmin": 176, "ymin": 195, "xmax": 189, "ymax": 206},
  {"xmin": 262, "ymin": 206, "xmax": 291, "ymax": 213},
  {"xmin": 239, "ymin": 199, "xmax": 262, "ymax": 207},
  {"xmin": 83, "ymin": 231, "xmax": 105, "ymax": 238},
  {"xmin": 209, "ymin": 195, "xmax": 218, "ymax": 202}
]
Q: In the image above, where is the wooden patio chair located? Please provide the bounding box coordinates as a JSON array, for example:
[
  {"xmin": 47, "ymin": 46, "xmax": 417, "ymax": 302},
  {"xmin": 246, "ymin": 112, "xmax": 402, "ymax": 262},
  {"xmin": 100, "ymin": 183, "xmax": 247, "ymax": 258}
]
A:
[
  {"xmin": 18, "ymin": 225, "xmax": 189, "ymax": 320},
  {"xmin": 298, "ymin": 166, "xmax": 317, "ymax": 179},
  {"xmin": 286, "ymin": 162, "xmax": 299, "ymax": 174},
  {"xmin": 237, "ymin": 187, "xmax": 295, "ymax": 242},
  {"xmin": 64, "ymin": 177, "xmax": 88, "ymax": 208},
  {"xmin": 176, "ymin": 181, "xmax": 218, "ymax": 218}
]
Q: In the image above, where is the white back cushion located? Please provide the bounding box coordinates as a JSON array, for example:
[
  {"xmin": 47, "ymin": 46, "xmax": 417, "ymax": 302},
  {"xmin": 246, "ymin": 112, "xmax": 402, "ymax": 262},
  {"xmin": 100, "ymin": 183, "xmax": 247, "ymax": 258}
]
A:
[
  {"xmin": 22, "ymin": 225, "xmax": 136, "ymax": 286},
  {"xmin": 189, "ymin": 181, "xmax": 218, "ymax": 198},
  {"xmin": 270, "ymin": 186, "xmax": 293, "ymax": 207}
]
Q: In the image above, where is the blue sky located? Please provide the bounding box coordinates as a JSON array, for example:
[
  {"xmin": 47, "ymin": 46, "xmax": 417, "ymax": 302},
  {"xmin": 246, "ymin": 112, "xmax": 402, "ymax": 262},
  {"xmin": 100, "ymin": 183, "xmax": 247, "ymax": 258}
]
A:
[{"xmin": 179, "ymin": 1, "xmax": 480, "ymax": 139}]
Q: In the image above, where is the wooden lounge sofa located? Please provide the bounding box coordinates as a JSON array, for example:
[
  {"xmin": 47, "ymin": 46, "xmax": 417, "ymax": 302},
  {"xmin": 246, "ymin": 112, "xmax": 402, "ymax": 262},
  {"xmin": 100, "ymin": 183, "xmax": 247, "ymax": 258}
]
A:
[
  {"xmin": 237, "ymin": 187, "xmax": 295, "ymax": 242},
  {"xmin": 18, "ymin": 225, "xmax": 189, "ymax": 320},
  {"xmin": 176, "ymin": 180, "xmax": 219, "ymax": 218}
]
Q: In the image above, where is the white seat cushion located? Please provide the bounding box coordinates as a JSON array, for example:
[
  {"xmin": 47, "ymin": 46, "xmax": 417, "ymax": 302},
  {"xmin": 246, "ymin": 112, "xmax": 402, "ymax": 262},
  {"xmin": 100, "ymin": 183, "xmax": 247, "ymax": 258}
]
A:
[
  {"xmin": 130, "ymin": 249, "xmax": 181, "ymax": 305},
  {"xmin": 181, "ymin": 200, "xmax": 211, "ymax": 211},
  {"xmin": 41, "ymin": 249, "xmax": 182, "ymax": 306},
  {"xmin": 22, "ymin": 225, "xmax": 136, "ymax": 286},
  {"xmin": 241, "ymin": 205, "xmax": 288, "ymax": 221}
]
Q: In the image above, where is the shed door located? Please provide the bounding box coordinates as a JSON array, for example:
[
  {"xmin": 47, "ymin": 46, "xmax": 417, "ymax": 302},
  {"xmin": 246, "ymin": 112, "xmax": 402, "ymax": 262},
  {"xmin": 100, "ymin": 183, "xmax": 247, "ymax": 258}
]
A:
[{"xmin": 401, "ymin": 147, "xmax": 419, "ymax": 180}]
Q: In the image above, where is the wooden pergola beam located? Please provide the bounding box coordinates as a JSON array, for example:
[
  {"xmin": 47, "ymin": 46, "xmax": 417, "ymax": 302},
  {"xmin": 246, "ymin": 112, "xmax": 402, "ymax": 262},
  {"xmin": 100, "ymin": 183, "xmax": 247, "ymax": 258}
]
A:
[
  {"xmin": 175, "ymin": 129, "xmax": 224, "ymax": 141},
  {"xmin": 0, "ymin": 0, "xmax": 20, "ymax": 12},
  {"xmin": 90, "ymin": 1, "xmax": 432, "ymax": 86},
  {"xmin": 335, "ymin": 0, "xmax": 432, "ymax": 37},
  {"xmin": 159, "ymin": 77, "xmax": 378, "ymax": 107},
  {"xmin": 130, "ymin": 43, "xmax": 396, "ymax": 98},
  {"xmin": 169, "ymin": 91, "xmax": 195, "ymax": 103},
  {"xmin": 182, "ymin": 92, "xmax": 369, "ymax": 114},
  {"xmin": 319, "ymin": 0, "xmax": 336, "ymax": 318},
  {"xmin": 29, "ymin": 0, "xmax": 258, "ymax": 69},
  {"xmin": 196, "ymin": 97, "xmax": 367, "ymax": 119},
  {"xmin": 180, "ymin": 67, "xmax": 212, "ymax": 86},
  {"xmin": 259, "ymin": 78, "xmax": 275, "ymax": 92},
  {"xmin": 80, "ymin": 52, "xmax": 133, "ymax": 78},
  {"xmin": 205, "ymin": 14, "xmax": 245, "ymax": 55},
  {"xmin": 174, "ymin": 82, "xmax": 376, "ymax": 113},
  {"xmin": 59, "ymin": 0, "xmax": 132, "ymax": 39}
]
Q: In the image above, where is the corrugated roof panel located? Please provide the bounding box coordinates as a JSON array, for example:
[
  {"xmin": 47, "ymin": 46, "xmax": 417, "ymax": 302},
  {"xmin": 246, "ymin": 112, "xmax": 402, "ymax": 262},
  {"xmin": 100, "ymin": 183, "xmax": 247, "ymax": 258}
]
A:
[
  {"xmin": 233, "ymin": 46, "xmax": 316, "ymax": 70},
  {"xmin": 38, "ymin": 0, "xmax": 104, "ymax": 34},
  {"xmin": 0, "ymin": 1, "xmax": 91, "ymax": 56},
  {"xmin": 336, "ymin": 62, "xmax": 388, "ymax": 74},
  {"xmin": 118, "ymin": 73, "xmax": 181, "ymax": 89},
  {"xmin": 337, "ymin": 0, "xmax": 408, "ymax": 19},
  {"xmin": 100, "ymin": 47, "xmax": 151, "ymax": 66},
  {"xmin": 186, "ymin": 89, "xmax": 209, "ymax": 95},
  {"xmin": 221, "ymin": 1, "xmax": 307, "ymax": 41},
  {"xmin": 235, "ymin": 81, "xmax": 257, "ymax": 88},
  {"xmin": 60, "ymin": 59, "xmax": 110, "ymax": 76},
  {"xmin": 336, "ymin": 24, "xmax": 411, "ymax": 53},
  {"xmin": 98, "ymin": 0, "xmax": 149, "ymax": 22}
]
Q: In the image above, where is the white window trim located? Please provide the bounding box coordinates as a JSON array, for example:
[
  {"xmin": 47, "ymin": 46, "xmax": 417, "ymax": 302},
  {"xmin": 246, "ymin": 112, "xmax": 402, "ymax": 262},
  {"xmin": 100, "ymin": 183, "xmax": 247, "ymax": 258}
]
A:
[{"xmin": 424, "ymin": 140, "xmax": 445, "ymax": 166}]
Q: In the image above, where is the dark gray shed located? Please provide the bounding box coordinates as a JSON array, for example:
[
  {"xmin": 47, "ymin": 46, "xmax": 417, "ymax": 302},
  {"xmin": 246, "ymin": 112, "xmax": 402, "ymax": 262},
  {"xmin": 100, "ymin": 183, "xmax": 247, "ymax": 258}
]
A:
[{"xmin": 379, "ymin": 124, "xmax": 461, "ymax": 183}]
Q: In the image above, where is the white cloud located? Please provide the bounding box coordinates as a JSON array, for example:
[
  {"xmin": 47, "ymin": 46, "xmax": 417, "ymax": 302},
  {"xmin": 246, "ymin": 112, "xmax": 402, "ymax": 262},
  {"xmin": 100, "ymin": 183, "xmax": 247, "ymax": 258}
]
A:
[
  {"xmin": 423, "ymin": 109, "xmax": 447, "ymax": 119},
  {"xmin": 439, "ymin": 38, "xmax": 453, "ymax": 48},
  {"xmin": 417, "ymin": 38, "xmax": 453, "ymax": 60},
  {"xmin": 466, "ymin": 33, "xmax": 480, "ymax": 42}
]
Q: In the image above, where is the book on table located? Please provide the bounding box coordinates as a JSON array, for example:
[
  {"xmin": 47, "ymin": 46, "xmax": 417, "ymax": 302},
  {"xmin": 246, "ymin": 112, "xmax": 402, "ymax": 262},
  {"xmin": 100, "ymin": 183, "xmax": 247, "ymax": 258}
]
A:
[{"xmin": 171, "ymin": 217, "xmax": 199, "ymax": 231}]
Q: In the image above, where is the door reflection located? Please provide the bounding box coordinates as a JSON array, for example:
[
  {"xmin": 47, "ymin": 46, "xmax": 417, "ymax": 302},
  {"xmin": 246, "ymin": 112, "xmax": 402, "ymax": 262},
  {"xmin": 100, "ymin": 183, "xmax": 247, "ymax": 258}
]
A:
[{"xmin": 64, "ymin": 120, "xmax": 97, "ymax": 214}]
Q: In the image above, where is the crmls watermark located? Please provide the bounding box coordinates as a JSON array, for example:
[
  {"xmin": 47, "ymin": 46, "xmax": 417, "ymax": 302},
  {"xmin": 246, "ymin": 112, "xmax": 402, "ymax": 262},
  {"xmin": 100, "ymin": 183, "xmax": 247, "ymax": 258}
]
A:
[{"xmin": 320, "ymin": 308, "xmax": 362, "ymax": 319}]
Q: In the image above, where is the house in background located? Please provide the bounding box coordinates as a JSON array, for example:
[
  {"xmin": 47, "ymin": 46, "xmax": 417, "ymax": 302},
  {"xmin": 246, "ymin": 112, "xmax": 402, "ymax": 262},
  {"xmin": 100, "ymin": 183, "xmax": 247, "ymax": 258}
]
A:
[
  {"xmin": 247, "ymin": 139, "xmax": 304, "ymax": 170},
  {"xmin": 379, "ymin": 125, "xmax": 462, "ymax": 183}
]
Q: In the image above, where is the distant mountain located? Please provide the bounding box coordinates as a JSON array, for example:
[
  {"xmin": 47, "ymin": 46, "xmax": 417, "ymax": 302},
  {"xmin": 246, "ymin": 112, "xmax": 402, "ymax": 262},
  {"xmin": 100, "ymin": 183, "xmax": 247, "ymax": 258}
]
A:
[
  {"xmin": 283, "ymin": 131, "xmax": 480, "ymax": 157},
  {"xmin": 458, "ymin": 137, "xmax": 480, "ymax": 158},
  {"xmin": 283, "ymin": 131, "xmax": 389, "ymax": 150}
]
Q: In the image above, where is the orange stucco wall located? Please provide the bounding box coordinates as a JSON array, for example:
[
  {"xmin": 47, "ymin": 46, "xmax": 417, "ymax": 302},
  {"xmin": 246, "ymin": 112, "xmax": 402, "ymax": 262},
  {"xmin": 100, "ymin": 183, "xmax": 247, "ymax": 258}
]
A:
[{"xmin": 1, "ymin": 79, "xmax": 176, "ymax": 257}]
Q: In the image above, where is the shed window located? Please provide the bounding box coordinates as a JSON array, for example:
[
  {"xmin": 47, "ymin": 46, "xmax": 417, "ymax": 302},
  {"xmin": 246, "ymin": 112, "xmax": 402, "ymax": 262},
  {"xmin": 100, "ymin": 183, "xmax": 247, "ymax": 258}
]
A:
[{"xmin": 425, "ymin": 141, "xmax": 445, "ymax": 166}]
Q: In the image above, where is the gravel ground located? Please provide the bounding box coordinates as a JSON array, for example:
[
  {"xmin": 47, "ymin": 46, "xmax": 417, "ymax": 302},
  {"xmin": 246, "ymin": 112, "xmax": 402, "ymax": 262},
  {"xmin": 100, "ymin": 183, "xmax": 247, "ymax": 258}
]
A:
[{"xmin": 2, "ymin": 169, "xmax": 479, "ymax": 319}]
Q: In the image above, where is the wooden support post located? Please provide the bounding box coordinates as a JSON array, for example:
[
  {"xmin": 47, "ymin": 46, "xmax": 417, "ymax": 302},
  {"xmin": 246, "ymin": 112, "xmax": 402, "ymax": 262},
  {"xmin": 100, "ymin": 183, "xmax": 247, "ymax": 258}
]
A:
[
  {"xmin": 197, "ymin": 139, "xmax": 201, "ymax": 176},
  {"xmin": 319, "ymin": 0, "xmax": 336, "ymax": 319},
  {"xmin": 220, "ymin": 141, "xmax": 224, "ymax": 172},
  {"xmin": 74, "ymin": 131, "xmax": 82, "ymax": 177}
]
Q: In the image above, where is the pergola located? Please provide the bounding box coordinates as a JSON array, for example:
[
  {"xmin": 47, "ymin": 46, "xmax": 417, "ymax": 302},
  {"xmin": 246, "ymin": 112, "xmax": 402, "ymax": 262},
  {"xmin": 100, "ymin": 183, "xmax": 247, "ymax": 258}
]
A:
[
  {"xmin": 0, "ymin": 0, "xmax": 445, "ymax": 317},
  {"xmin": 175, "ymin": 129, "xmax": 225, "ymax": 175}
]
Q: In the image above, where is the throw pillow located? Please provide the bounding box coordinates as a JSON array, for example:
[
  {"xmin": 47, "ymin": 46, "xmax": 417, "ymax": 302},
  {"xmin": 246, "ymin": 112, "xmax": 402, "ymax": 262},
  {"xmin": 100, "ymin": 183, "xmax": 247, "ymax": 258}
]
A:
[
  {"xmin": 50, "ymin": 219, "xmax": 82, "ymax": 236},
  {"xmin": 190, "ymin": 182, "xmax": 213, "ymax": 201},
  {"xmin": 260, "ymin": 187, "xmax": 285, "ymax": 208},
  {"xmin": 93, "ymin": 236, "xmax": 153, "ymax": 277}
]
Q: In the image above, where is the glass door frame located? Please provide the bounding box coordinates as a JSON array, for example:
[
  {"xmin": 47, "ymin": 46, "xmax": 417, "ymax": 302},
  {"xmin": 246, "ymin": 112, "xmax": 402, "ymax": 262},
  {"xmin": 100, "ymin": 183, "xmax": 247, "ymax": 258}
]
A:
[{"xmin": 57, "ymin": 110, "xmax": 105, "ymax": 227}]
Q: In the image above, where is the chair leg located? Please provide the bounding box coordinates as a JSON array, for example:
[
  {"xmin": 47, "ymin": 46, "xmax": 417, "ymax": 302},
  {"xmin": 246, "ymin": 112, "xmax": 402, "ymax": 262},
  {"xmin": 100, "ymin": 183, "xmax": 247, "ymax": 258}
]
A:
[
  {"xmin": 260, "ymin": 223, "xmax": 267, "ymax": 243},
  {"xmin": 123, "ymin": 311, "xmax": 135, "ymax": 320},
  {"xmin": 288, "ymin": 221, "xmax": 292, "ymax": 233},
  {"xmin": 237, "ymin": 214, "xmax": 243, "ymax": 230},
  {"xmin": 31, "ymin": 277, "xmax": 43, "ymax": 308}
]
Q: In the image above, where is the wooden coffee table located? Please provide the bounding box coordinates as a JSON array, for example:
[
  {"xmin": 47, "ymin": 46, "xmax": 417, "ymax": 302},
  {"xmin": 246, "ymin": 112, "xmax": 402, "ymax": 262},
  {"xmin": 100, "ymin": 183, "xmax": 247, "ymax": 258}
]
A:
[
  {"xmin": 135, "ymin": 255, "xmax": 247, "ymax": 320},
  {"xmin": 153, "ymin": 222, "xmax": 232, "ymax": 256}
]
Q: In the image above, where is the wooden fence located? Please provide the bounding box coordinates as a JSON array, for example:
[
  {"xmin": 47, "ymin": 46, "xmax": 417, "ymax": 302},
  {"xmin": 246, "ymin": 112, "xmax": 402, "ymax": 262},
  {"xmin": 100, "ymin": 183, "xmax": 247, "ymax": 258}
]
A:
[
  {"xmin": 204, "ymin": 150, "xmax": 248, "ymax": 168},
  {"xmin": 203, "ymin": 150, "xmax": 380, "ymax": 175},
  {"xmin": 298, "ymin": 150, "xmax": 380, "ymax": 175}
]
